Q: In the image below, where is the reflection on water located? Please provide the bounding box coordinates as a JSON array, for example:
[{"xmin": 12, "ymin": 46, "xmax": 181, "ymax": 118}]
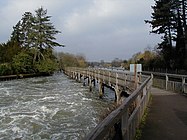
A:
[{"xmin": 0, "ymin": 73, "xmax": 115, "ymax": 140}]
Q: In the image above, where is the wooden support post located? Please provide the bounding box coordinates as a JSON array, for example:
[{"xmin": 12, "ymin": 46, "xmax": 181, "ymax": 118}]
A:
[
  {"xmin": 83, "ymin": 75, "xmax": 86, "ymax": 86},
  {"xmin": 99, "ymin": 79, "xmax": 104, "ymax": 98},
  {"xmin": 92, "ymin": 79, "xmax": 96, "ymax": 87},
  {"xmin": 115, "ymin": 85, "xmax": 122, "ymax": 104},
  {"xmin": 94, "ymin": 70, "xmax": 97, "ymax": 81},
  {"xmin": 89, "ymin": 76, "xmax": 92, "ymax": 91},
  {"xmin": 115, "ymin": 73, "xmax": 123, "ymax": 104},
  {"xmin": 78, "ymin": 73, "xmax": 81, "ymax": 82}
]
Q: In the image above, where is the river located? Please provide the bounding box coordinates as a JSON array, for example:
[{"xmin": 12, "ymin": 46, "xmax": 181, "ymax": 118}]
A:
[{"xmin": 0, "ymin": 73, "xmax": 115, "ymax": 140}]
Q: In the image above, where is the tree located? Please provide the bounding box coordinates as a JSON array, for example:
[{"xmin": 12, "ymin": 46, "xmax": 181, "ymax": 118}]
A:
[
  {"xmin": 11, "ymin": 21, "xmax": 23, "ymax": 46},
  {"xmin": 10, "ymin": 7, "xmax": 63, "ymax": 63},
  {"xmin": 56, "ymin": 52, "xmax": 87, "ymax": 69},
  {"xmin": 145, "ymin": 0, "xmax": 174, "ymax": 45},
  {"xmin": 0, "ymin": 41, "xmax": 22, "ymax": 63},
  {"xmin": 146, "ymin": 0, "xmax": 187, "ymax": 69},
  {"xmin": 34, "ymin": 7, "xmax": 63, "ymax": 49},
  {"xmin": 145, "ymin": 0, "xmax": 175, "ymax": 68},
  {"xmin": 35, "ymin": 58, "xmax": 58, "ymax": 74},
  {"xmin": 33, "ymin": 7, "xmax": 63, "ymax": 63},
  {"xmin": 111, "ymin": 58, "xmax": 123, "ymax": 67}
]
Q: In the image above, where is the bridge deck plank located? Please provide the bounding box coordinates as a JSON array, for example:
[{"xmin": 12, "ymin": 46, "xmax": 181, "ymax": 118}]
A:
[{"xmin": 140, "ymin": 87, "xmax": 187, "ymax": 140}]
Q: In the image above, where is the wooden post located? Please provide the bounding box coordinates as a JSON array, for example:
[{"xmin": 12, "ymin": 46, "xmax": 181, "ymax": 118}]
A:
[
  {"xmin": 115, "ymin": 85, "xmax": 122, "ymax": 104},
  {"xmin": 116, "ymin": 73, "xmax": 119, "ymax": 86},
  {"xmin": 121, "ymin": 109, "xmax": 129, "ymax": 140},
  {"xmin": 109, "ymin": 71, "xmax": 111, "ymax": 86},
  {"xmin": 89, "ymin": 76, "xmax": 92, "ymax": 91},
  {"xmin": 124, "ymin": 74, "xmax": 127, "ymax": 85},
  {"xmin": 115, "ymin": 73, "xmax": 123, "ymax": 104},
  {"xmin": 139, "ymin": 72, "xmax": 142, "ymax": 83},
  {"xmin": 182, "ymin": 77, "xmax": 185, "ymax": 93},
  {"xmin": 78, "ymin": 73, "xmax": 81, "ymax": 82},
  {"xmin": 99, "ymin": 79, "xmax": 104, "ymax": 98},
  {"xmin": 134, "ymin": 64, "xmax": 137, "ymax": 89},
  {"xmin": 83, "ymin": 75, "xmax": 86, "ymax": 86},
  {"xmin": 166, "ymin": 75, "xmax": 168, "ymax": 90}
]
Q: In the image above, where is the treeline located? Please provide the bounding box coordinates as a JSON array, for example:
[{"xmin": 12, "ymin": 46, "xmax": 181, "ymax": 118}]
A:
[
  {"xmin": 93, "ymin": 48, "xmax": 157, "ymax": 70},
  {"xmin": 0, "ymin": 7, "xmax": 63, "ymax": 76},
  {"xmin": 145, "ymin": 0, "xmax": 187, "ymax": 71},
  {"xmin": 56, "ymin": 52, "xmax": 87, "ymax": 70}
]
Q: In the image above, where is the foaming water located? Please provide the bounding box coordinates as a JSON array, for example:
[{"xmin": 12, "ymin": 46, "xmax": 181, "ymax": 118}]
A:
[{"xmin": 0, "ymin": 73, "xmax": 115, "ymax": 140}]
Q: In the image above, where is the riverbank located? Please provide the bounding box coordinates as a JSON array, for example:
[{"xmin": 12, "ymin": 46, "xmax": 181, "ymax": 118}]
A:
[{"xmin": 0, "ymin": 73, "xmax": 52, "ymax": 81}]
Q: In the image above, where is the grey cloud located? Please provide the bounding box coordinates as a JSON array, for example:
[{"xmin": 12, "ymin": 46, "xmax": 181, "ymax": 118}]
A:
[{"xmin": 0, "ymin": 0, "xmax": 160, "ymax": 61}]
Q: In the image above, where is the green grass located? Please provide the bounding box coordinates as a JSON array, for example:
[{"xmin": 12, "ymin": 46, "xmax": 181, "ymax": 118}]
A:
[{"xmin": 135, "ymin": 95, "xmax": 152, "ymax": 140}]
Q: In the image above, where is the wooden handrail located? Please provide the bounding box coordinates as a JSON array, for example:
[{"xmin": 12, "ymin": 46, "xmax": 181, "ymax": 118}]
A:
[{"xmin": 84, "ymin": 76, "xmax": 151, "ymax": 140}]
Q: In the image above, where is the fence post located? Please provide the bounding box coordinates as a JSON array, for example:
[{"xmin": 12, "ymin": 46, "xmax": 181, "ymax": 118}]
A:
[
  {"xmin": 166, "ymin": 75, "xmax": 168, "ymax": 90},
  {"xmin": 121, "ymin": 109, "xmax": 129, "ymax": 140},
  {"xmin": 182, "ymin": 77, "xmax": 185, "ymax": 93},
  {"xmin": 109, "ymin": 71, "xmax": 111, "ymax": 86},
  {"xmin": 124, "ymin": 74, "xmax": 127, "ymax": 85}
]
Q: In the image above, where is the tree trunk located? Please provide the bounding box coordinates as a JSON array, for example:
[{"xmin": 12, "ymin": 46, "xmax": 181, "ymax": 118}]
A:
[{"xmin": 182, "ymin": 0, "xmax": 187, "ymax": 64}]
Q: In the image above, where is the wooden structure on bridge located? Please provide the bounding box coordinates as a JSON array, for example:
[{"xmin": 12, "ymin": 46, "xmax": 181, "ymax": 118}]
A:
[{"xmin": 64, "ymin": 67, "xmax": 152, "ymax": 140}]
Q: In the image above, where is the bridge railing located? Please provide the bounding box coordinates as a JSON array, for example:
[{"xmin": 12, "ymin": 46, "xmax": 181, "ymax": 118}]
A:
[
  {"xmin": 142, "ymin": 71, "xmax": 187, "ymax": 94},
  {"xmin": 84, "ymin": 75, "xmax": 152, "ymax": 140},
  {"xmin": 65, "ymin": 67, "xmax": 141, "ymax": 88}
]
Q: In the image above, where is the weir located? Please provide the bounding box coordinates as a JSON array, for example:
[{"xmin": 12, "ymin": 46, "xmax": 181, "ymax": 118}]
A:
[{"xmin": 64, "ymin": 67, "xmax": 152, "ymax": 140}]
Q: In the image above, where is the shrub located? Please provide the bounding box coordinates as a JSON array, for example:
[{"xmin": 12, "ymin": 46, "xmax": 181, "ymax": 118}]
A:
[
  {"xmin": 35, "ymin": 58, "xmax": 58, "ymax": 74},
  {"xmin": 12, "ymin": 51, "xmax": 34, "ymax": 74},
  {"xmin": 0, "ymin": 63, "xmax": 13, "ymax": 76}
]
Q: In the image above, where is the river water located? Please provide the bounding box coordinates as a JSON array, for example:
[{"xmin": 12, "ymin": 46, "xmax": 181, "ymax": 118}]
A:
[{"xmin": 0, "ymin": 73, "xmax": 115, "ymax": 140}]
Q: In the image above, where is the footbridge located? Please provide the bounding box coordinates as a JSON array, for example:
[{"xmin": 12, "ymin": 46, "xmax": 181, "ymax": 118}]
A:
[{"xmin": 64, "ymin": 67, "xmax": 152, "ymax": 140}]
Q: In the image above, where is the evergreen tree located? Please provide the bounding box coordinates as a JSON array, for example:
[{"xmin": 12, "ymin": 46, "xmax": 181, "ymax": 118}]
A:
[
  {"xmin": 181, "ymin": 0, "xmax": 187, "ymax": 68},
  {"xmin": 21, "ymin": 12, "xmax": 35, "ymax": 48},
  {"xmin": 145, "ymin": 0, "xmax": 175, "ymax": 68},
  {"xmin": 33, "ymin": 7, "xmax": 63, "ymax": 50},
  {"xmin": 11, "ymin": 21, "xmax": 22, "ymax": 46},
  {"xmin": 10, "ymin": 7, "xmax": 63, "ymax": 63},
  {"xmin": 146, "ymin": 0, "xmax": 187, "ymax": 69},
  {"xmin": 31, "ymin": 7, "xmax": 62, "ymax": 62}
]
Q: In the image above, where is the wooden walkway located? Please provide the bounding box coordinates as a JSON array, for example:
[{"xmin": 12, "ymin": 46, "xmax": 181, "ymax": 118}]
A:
[{"xmin": 140, "ymin": 87, "xmax": 187, "ymax": 140}]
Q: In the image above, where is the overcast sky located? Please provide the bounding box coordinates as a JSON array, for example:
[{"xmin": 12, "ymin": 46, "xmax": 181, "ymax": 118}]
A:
[{"xmin": 0, "ymin": 0, "xmax": 160, "ymax": 62}]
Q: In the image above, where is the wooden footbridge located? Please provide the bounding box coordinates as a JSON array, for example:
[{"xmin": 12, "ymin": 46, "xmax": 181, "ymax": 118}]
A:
[{"xmin": 64, "ymin": 67, "xmax": 152, "ymax": 140}]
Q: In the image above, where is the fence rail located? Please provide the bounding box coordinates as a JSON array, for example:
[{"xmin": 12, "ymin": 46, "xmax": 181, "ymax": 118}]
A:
[{"xmin": 142, "ymin": 71, "xmax": 187, "ymax": 94}]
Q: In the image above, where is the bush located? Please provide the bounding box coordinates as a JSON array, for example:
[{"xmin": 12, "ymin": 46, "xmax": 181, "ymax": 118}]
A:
[
  {"xmin": 0, "ymin": 63, "xmax": 13, "ymax": 76},
  {"xmin": 35, "ymin": 58, "xmax": 58, "ymax": 74},
  {"xmin": 12, "ymin": 51, "xmax": 34, "ymax": 74}
]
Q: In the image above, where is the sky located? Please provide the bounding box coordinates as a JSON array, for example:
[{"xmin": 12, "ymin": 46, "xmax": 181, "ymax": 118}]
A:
[{"xmin": 0, "ymin": 0, "xmax": 161, "ymax": 62}]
